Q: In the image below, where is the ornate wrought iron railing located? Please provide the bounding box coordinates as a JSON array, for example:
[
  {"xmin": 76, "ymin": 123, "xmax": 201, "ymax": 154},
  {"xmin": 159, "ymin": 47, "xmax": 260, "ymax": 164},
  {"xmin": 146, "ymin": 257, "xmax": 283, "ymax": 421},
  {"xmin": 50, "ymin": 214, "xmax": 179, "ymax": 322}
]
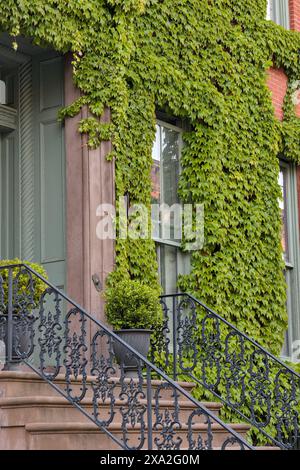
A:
[
  {"xmin": 151, "ymin": 293, "xmax": 300, "ymax": 450},
  {"xmin": 0, "ymin": 264, "xmax": 254, "ymax": 450}
]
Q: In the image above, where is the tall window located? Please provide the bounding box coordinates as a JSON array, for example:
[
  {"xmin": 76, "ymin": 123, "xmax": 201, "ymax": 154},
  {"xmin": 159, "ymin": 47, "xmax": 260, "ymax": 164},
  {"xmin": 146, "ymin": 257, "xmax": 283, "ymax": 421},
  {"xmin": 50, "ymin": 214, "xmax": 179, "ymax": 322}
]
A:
[
  {"xmin": 151, "ymin": 121, "xmax": 190, "ymax": 294},
  {"xmin": 267, "ymin": 0, "xmax": 290, "ymax": 29},
  {"xmin": 279, "ymin": 161, "xmax": 300, "ymax": 361}
]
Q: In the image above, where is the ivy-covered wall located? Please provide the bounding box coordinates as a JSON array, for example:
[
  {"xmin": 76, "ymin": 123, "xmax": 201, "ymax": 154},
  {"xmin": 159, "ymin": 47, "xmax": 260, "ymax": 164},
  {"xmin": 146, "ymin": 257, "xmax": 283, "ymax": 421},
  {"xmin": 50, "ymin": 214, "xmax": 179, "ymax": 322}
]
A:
[{"xmin": 1, "ymin": 0, "xmax": 300, "ymax": 355}]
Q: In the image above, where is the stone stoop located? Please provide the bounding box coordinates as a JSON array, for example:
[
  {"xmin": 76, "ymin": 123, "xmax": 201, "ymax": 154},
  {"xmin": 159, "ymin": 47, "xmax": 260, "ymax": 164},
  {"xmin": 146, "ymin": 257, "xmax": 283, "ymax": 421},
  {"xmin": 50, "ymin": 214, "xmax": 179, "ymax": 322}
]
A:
[
  {"xmin": 0, "ymin": 371, "xmax": 277, "ymax": 451},
  {"xmin": 0, "ymin": 371, "xmax": 196, "ymax": 398},
  {"xmin": 24, "ymin": 422, "xmax": 251, "ymax": 451}
]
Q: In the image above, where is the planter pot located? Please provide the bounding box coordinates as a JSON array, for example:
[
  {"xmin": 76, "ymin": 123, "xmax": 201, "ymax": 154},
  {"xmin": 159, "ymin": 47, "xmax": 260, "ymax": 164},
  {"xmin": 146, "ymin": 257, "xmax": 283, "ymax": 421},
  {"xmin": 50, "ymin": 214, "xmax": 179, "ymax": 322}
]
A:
[
  {"xmin": 113, "ymin": 329, "xmax": 152, "ymax": 378},
  {"xmin": 0, "ymin": 313, "xmax": 34, "ymax": 370}
]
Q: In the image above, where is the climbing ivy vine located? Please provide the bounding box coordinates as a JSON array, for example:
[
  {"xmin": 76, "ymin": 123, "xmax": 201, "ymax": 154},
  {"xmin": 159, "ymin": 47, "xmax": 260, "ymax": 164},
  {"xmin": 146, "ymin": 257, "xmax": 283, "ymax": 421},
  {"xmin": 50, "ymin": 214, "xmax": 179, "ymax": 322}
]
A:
[{"xmin": 1, "ymin": 1, "xmax": 300, "ymax": 359}]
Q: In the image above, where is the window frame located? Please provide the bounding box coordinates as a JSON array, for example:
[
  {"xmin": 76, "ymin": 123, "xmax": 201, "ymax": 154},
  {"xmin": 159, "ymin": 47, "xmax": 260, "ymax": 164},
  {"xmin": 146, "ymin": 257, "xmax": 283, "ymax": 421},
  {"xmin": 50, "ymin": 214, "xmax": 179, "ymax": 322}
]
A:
[
  {"xmin": 152, "ymin": 119, "xmax": 184, "ymax": 248},
  {"xmin": 151, "ymin": 119, "xmax": 191, "ymax": 294},
  {"xmin": 279, "ymin": 159, "xmax": 300, "ymax": 361},
  {"xmin": 267, "ymin": 0, "xmax": 290, "ymax": 29}
]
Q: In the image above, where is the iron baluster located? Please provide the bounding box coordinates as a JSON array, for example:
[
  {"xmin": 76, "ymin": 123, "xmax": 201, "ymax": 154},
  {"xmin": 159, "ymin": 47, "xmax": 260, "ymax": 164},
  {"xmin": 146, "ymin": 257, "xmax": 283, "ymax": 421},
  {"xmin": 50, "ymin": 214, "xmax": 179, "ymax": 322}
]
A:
[
  {"xmin": 0, "ymin": 264, "xmax": 255, "ymax": 450},
  {"xmin": 6, "ymin": 267, "xmax": 13, "ymax": 367},
  {"xmin": 187, "ymin": 409, "xmax": 213, "ymax": 450},
  {"xmin": 146, "ymin": 365, "xmax": 153, "ymax": 450},
  {"xmin": 159, "ymin": 293, "xmax": 300, "ymax": 449},
  {"xmin": 172, "ymin": 295, "xmax": 177, "ymax": 381}
]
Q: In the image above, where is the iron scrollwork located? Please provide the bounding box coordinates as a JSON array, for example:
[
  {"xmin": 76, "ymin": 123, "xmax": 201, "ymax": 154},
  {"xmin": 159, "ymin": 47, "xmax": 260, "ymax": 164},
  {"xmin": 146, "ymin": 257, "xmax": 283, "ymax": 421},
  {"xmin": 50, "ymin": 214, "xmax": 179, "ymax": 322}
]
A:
[
  {"xmin": 177, "ymin": 297, "xmax": 198, "ymax": 372},
  {"xmin": 91, "ymin": 330, "xmax": 117, "ymax": 427},
  {"xmin": 187, "ymin": 409, "xmax": 213, "ymax": 450},
  {"xmin": 153, "ymin": 383, "xmax": 182, "ymax": 450},
  {"xmin": 156, "ymin": 293, "xmax": 300, "ymax": 450},
  {"xmin": 224, "ymin": 331, "xmax": 246, "ymax": 408},
  {"xmin": 38, "ymin": 287, "xmax": 63, "ymax": 379},
  {"xmin": 274, "ymin": 369, "xmax": 299, "ymax": 449},
  {"xmin": 64, "ymin": 307, "xmax": 88, "ymax": 402},
  {"xmin": 119, "ymin": 359, "xmax": 147, "ymax": 450},
  {"xmin": 0, "ymin": 264, "xmax": 255, "ymax": 450},
  {"xmin": 150, "ymin": 298, "xmax": 170, "ymax": 367},
  {"xmin": 0, "ymin": 271, "xmax": 6, "ymax": 312}
]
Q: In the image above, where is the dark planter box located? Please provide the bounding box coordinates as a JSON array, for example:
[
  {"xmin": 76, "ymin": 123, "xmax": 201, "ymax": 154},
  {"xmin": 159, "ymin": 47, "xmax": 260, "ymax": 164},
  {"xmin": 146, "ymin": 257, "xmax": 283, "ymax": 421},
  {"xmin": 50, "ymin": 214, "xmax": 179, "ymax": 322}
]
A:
[
  {"xmin": 0, "ymin": 313, "xmax": 34, "ymax": 367},
  {"xmin": 113, "ymin": 329, "xmax": 152, "ymax": 377}
]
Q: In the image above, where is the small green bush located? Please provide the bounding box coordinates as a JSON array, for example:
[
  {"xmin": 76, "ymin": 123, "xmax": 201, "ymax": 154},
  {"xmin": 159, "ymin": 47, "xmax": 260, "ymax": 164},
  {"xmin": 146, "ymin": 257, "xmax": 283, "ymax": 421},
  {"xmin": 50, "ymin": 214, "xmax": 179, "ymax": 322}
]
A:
[
  {"xmin": 104, "ymin": 279, "xmax": 162, "ymax": 330},
  {"xmin": 0, "ymin": 258, "xmax": 48, "ymax": 312}
]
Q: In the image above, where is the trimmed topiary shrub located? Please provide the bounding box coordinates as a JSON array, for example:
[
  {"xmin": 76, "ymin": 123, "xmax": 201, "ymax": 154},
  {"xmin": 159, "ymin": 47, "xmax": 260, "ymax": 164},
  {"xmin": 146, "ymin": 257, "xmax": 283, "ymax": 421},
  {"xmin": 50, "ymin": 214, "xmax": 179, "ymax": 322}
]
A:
[
  {"xmin": 0, "ymin": 258, "xmax": 48, "ymax": 311},
  {"xmin": 104, "ymin": 278, "xmax": 162, "ymax": 330}
]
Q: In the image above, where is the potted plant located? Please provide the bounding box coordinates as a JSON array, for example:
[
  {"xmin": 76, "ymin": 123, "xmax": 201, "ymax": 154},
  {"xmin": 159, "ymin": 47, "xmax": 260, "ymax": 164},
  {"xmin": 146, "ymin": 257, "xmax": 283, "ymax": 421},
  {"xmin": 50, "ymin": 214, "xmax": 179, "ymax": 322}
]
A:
[
  {"xmin": 0, "ymin": 258, "xmax": 48, "ymax": 368},
  {"xmin": 104, "ymin": 278, "xmax": 162, "ymax": 376}
]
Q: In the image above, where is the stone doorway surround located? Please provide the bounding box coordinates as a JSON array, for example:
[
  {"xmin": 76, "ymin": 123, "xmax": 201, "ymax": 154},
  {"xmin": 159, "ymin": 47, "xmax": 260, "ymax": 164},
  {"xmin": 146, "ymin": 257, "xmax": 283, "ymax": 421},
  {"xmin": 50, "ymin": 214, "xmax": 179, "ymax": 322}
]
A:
[{"xmin": 64, "ymin": 54, "xmax": 115, "ymax": 325}]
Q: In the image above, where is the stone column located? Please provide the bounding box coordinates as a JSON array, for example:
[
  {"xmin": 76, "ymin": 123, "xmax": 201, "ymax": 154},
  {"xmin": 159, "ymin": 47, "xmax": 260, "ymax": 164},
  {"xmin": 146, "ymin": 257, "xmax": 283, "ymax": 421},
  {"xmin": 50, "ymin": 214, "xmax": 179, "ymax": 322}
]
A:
[{"xmin": 64, "ymin": 53, "xmax": 115, "ymax": 324}]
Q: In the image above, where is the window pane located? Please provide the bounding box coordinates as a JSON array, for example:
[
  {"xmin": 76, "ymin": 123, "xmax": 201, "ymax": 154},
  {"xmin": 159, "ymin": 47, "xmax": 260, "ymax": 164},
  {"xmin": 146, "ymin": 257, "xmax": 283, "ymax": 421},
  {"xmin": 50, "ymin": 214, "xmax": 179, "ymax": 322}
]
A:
[
  {"xmin": 161, "ymin": 126, "xmax": 180, "ymax": 207},
  {"xmin": 151, "ymin": 125, "xmax": 161, "ymax": 205},
  {"xmin": 266, "ymin": 0, "xmax": 272, "ymax": 20},
  {"xmin": 157, "ymin": 244, "xmax": 178, "ymax": 294},
  {"xmin": 267, "ymin": 0, "xmax": 289, "ymax": 29},
  {"xmin": 151, "ymin": 123, "xmax": 181, "ymax": 242},
  {"xmin": 152, "ymin": 121, "xmax": 190, "ymax": 296},
  {"xmin": 279, "ymin": 167, "xmax": 289, "ymax": 263}
]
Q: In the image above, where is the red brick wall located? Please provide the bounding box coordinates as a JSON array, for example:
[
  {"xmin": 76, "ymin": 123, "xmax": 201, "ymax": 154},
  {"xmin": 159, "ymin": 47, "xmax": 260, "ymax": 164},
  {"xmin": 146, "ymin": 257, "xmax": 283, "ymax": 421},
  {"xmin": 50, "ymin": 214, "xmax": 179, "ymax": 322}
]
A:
[
  {"xmin": 289, "ymin": 1, "xmax": 300, "ymax": 234},
  {"xmin": 289, "ymin": 1, "xmax": 300, "ymax": 117},
  {"xmin": 267, "ymin": 2, "xmax": 300, "ymax": 120},
  {"xmin": 295, "ymin": 94, "xmax": 300, "ymax": 118},
  {"xmin": 266, "ymin": 68, "xmax": 288, "ymax": 121},
  {"xmin": 289, "ymin": 0, "xmax": 300, "ymax": 31},
  {"xmin": 267, "ymin": 3, "xmax": 300, "ymax": 235}
]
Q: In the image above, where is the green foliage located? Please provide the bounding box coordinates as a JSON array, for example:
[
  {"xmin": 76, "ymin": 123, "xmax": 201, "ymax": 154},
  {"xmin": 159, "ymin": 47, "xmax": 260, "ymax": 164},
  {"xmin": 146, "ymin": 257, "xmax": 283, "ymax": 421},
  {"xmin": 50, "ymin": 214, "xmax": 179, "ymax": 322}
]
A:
[
  {"xmin": 285, "ymin": 360, "xmax": 300, "ymax": 375},
  {"xmin": 0, "ymin": 259, "xmax": 48, "ymax": 311},
  {"xmin": 153, "ymin": 309, "xmax": 300, "ymax": 446},
  {"xmin": 104, "ymin": 278, "xmax": 162, "ymax": 330},
  {"xmin": 1, "ymin": 0, "xmax": 300, "ymax": 445},
  {"xmin": 280, "ymin": 81, "xmax": 300, "ymax": 162}
]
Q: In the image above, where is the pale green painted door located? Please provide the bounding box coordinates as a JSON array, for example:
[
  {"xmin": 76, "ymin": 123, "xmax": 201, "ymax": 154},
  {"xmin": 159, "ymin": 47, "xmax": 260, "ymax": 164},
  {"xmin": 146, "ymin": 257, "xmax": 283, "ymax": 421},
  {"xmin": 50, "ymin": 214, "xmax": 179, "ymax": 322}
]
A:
[
  {"xmin": 0, "ymin": 131, "xmax": 17, "ymax": 259},
  {"xmin": 32, "ymin": 53, "xmax": 65, "ymax": 288},
  {"xmin": 0, "ymin": 51, "xmax": 65, "ymax": 289},
  {"xmin": 0, "ymin": 69, "xmax": 19, "ymax": 260}
]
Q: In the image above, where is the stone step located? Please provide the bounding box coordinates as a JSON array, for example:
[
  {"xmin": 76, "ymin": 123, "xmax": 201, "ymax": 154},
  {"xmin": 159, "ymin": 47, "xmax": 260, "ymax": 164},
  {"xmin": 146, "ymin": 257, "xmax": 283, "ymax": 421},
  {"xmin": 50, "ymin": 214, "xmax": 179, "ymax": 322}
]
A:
[
  {"xmin": 24, "ymin": 421, "xmax": 251, "ymax": 450},
  {"xmin": 255, "ymin": 446, "xmax": 281, "ymax": 451},
  {"xmin": 0, "ymin": 371, "xmax": 196, "ymax": 401},
  {"xmin": 200, "ymin": 446, "xmax": 280, "ymax": 451},
  {"xmin": 0, "ymin": 370, "xmax": 257, "ymax": 451},
  {"xmin": 0, "ymin": 395, "xmax": 223, "ymax": 450},
  {"xmin": 0, "ymin": 396, "xmax": 222, "ymax": 427}
]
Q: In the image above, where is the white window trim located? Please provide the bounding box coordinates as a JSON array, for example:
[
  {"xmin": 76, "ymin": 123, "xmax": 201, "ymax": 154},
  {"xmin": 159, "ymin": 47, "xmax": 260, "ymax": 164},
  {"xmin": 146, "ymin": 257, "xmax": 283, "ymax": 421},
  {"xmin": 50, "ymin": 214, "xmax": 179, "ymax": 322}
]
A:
[
  {"xmin": 153, "ymin": 119, "xmax": 191, "ymax": 294},
  {"xmin": 266, "ymin": 0, "xmax": 272, "ymax": 20},
  {"xmin": 267, "ymin": 0, "xmax": 290, "ymax": 29},
  {"xmin": 280, "ymin": 160, "xmax": 300, "ymax": 361},
  {"xmin": 153, "ymin": 120, "xmax": 184, "ymax": 245}
]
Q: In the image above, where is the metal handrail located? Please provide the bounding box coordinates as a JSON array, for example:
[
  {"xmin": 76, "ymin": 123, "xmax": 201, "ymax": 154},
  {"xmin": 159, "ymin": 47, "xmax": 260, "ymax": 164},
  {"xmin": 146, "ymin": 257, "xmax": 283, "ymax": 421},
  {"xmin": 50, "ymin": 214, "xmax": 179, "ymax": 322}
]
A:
[
  {"xmin": 160, "ymin": 293, "xmax": 300, "ymax": 380},
  {"xmin": 0, "ymin": 263, "xmax": 254, "ymax": 450},
  {"xmin": 154, "ymin": 292, "xmax": 300, "ymax": 450}
]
